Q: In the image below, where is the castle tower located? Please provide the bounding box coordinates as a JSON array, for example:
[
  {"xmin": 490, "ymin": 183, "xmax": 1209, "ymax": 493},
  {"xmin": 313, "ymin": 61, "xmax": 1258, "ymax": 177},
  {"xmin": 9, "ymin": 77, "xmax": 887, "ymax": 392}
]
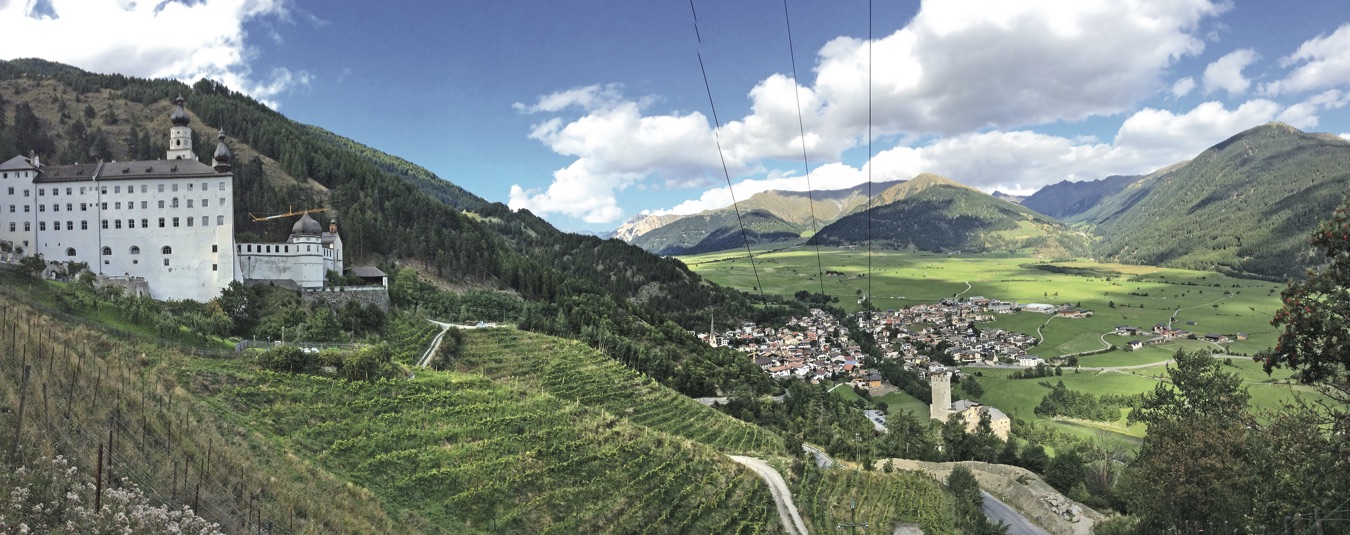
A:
[
  {"xmin": 929, "ymin": 371, "xmax": 952, "ymax": 421},
  {"xmin": 166, "ymin": 95, "xmax": 195, "ymax": 160}
]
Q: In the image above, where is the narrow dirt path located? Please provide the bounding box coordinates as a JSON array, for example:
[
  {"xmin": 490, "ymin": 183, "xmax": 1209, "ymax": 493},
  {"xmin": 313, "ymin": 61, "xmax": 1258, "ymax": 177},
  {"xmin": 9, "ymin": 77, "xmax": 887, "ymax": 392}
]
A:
[
  {"xmin": 415, "ymin": 320, "xmax": 454, "ymax": 368},
  {"xmin": 728, "ymin": 455, "xmax": 809, "ymax": 535}
]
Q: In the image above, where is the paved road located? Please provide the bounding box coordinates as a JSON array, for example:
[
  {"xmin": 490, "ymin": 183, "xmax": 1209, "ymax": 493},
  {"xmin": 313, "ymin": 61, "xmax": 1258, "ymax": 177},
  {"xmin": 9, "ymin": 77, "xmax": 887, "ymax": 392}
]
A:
[
  {"xmin": 729, "ymin": 455, "xmax": 809, "ymax": 535},
  {"xmin": 803, "ymin": 444, "xmax": 835, "ymax": 469},
  {"xmin": 982, "ymin": 491, "xmax": 1050, "ymax": 535}
]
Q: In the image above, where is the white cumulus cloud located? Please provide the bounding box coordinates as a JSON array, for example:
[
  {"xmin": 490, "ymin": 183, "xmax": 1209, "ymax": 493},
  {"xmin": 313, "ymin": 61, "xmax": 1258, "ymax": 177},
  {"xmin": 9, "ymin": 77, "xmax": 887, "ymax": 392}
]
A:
[
  {"xmin": 1264, "ymin": 23, "xmax": 1350, "ymax": 96},
  {"xmin": 1171, "ymin": 77, "xmax": 1197, "ymax": 98},
  {"xmin": 0, "ymin": 0, "xmax": 309, "ymax": 108},
  {"xmin": 1202, "ymin": 48, "xmax": 1259, "ymax": 95},
  {"xmin": 518, "ymin": 0, "xmax": 1226, "ymax": 224}
]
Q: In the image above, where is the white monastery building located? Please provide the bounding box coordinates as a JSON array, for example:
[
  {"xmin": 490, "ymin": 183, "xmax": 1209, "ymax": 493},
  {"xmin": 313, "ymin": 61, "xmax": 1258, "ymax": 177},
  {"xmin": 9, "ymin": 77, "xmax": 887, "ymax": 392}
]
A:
[{"xmin": 0, "ymin": 96, "xmax": 344, "ymax": 302}]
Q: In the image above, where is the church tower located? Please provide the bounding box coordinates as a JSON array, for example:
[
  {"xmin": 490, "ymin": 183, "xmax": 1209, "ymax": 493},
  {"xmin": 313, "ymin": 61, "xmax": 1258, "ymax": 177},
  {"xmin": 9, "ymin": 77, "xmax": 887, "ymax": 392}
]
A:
[
  {"xmin": 166, "ymin": 95, "xmax": 195, "ymax": 161},
  {"xmin": 929, "ymin": 371, "xmax": 952, "ymax": 421}
]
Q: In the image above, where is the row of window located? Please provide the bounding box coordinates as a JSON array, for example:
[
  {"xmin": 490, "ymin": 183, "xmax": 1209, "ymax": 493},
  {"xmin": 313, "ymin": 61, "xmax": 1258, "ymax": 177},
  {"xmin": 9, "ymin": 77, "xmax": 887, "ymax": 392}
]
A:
[
  {"xmin": 9, "ymin": 215, "xmax": 227, "ymax": 232},
  {"xmin": 37, "ymin": 182, "xmax": 228, "ymax": 196},
  {"xmin": 26, "ymin": 197, "xmax": 226, "ymax": 212},
  {"xmin": 4, "ymin": 182, "xmax": 230, "ymax": 198},
  {"xmin": 240, "ymin": 244, "xmax": 317, "ymax": 254},
  {"xmin": 64, "ymin": 245, "xmax": 218, "ymax": 270},
  {"xmin": 0, "ymin": 172, "xmax": 33, "ymax": 179}
]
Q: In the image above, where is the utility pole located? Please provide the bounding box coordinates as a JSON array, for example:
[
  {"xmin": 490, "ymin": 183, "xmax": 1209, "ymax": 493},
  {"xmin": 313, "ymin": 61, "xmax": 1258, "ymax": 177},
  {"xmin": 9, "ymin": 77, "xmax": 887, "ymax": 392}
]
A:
[{"xmin": 836, "ymin": 500, "xmax": 867, "ymax": 534}]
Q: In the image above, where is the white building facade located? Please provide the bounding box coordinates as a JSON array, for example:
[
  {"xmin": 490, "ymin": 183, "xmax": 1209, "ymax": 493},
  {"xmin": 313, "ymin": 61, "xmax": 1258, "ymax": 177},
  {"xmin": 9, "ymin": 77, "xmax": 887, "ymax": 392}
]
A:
[{"xmin": 0, "ymin": 95, "xmax": 346, "ymax": 302}]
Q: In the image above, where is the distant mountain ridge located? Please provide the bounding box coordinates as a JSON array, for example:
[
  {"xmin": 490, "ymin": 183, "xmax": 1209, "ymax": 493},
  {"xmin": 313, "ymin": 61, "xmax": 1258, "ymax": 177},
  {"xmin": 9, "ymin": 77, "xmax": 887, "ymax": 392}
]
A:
[
  {"xmin": 1019, "ymin": 174, "xmax": 1141, "ymax": 219},
  {"xmin": 808, "ymin": 174, "xmax": 1091, "ymax": 256},
  {"xmin": 626, "ymin": 179, "xmax": 904, "ymax": 254}
]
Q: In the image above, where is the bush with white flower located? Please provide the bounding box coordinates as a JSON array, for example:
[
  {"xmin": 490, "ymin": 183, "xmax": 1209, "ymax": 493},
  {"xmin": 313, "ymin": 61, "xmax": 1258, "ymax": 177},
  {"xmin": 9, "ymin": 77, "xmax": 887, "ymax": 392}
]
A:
[{"xmin": 1, "ymin": 455, "xmax": 221, "ymax": 534}]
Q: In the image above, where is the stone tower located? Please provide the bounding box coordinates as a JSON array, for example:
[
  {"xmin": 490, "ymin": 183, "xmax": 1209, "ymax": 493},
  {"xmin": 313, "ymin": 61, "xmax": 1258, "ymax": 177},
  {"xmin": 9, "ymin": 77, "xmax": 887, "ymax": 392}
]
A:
[
  {"xmin": 166, "ymin": 95, "xmax": 195, "ymax": 161},
  {"xmin": 929, "ymin": 371, "xmax": 952, "ymax": 421}
]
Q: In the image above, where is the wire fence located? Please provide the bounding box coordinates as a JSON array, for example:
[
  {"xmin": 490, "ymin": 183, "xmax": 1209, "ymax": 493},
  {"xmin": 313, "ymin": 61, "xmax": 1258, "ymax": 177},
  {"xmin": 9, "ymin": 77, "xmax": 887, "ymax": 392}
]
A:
[{"xmin": 1, "ymin": 300, "xmax": 298, "ymax": 534}]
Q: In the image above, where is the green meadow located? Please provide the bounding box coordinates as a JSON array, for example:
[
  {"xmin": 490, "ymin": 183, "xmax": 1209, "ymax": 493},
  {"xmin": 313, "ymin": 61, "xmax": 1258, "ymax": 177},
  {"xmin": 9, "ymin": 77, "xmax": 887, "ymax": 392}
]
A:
[{"xmin": 683, "ymin": 246, "xmax": 1286, "ymax": 360}]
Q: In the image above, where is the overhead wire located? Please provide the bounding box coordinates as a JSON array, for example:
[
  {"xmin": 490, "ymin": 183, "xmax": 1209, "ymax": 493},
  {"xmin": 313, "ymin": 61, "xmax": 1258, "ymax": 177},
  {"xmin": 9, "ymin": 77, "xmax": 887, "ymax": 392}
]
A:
[
  {"xmin": 688, "ymin": 0, "xmax": 767, "ymax": 304},
  {"xmin": 866, "ymin": 0, "xmax": 874, "ymax": 308},
  {"xmin": 780, "ymin": 0, "xmax": 828, "ymax": 300}
]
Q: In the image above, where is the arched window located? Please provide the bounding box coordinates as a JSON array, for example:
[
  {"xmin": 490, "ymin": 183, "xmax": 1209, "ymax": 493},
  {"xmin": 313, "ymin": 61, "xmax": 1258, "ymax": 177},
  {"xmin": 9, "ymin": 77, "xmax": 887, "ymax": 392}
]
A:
[
  {"xmin": 130, "ymin": 246, "xmax": 140, "ymax": 255},
  {"xmin": 161, "ymin": 246, "xmax": 172, "ymax": 255},
  {"xmin": 102, "ymin": 246, "xmax": 111, "ymax": 256},
  {"xmin": 172, "ymin": 197, "xmax": 179, "ymax": 208},
  {"xmin": 65, "ymin": 248, "xmax": 76, "ymax": 257}
]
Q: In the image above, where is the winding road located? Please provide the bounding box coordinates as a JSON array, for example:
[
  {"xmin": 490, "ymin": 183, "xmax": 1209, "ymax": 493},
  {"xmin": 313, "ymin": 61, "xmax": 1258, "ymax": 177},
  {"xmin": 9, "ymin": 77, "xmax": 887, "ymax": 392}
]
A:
[
  {"xmin": 729, "ymin": 455, "xmax": 809, "ymax": 535},
  {"xmin": 982, "ymin": 491, "xmax": 1050, "ymax": 535}
]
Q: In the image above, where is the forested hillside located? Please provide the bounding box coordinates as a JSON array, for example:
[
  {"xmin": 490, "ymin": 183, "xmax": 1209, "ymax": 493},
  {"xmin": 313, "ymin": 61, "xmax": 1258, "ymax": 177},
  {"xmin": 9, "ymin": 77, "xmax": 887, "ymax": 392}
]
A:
[
  {"xmin": 1071, "ymin": 123, "xmax": 1350, "ymax": 278},
  {"xmin": 0, "ymin": 58, "xmax": 804, "ymax": 396}
]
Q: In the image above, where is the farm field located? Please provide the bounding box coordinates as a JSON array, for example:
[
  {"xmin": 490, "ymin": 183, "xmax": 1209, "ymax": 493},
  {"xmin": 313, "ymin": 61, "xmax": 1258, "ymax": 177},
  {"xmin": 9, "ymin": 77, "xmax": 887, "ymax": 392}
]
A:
[{"xmin": 683, "ymin": 247, "xmax": 1286, "ymax": 358}]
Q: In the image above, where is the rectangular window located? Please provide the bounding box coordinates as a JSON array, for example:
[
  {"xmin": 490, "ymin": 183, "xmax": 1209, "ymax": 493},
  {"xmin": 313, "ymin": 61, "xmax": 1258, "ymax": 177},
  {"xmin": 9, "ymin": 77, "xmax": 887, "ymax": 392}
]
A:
[
  {"xmin": 114, "ymin": 186, "xmax": 121, "ymax": 193},
  {"xmin": 158, "ymin": 218, "xmax": 165, "ymax": 228},
  {"xmin": 172, "ymin": 198, "xmax": 179, "ymax": 208},
  {"xmin": 52, "ymin": 204, "xmax": 59, "ymax": 212},
  {"xmin": 212, "ymin": 244, "xmax": 218, "ymax": 253},
  {"xmin": 219, "ymin": 182, "xmax": 225, "ymax": 190},
  {"xmin": 158, "ymin": 184, "xmax": 164, "ymax": 192},
  {"xmin": 158, "ymin": 200, "xmax": 165, "ymax": 209},
  {"xmin": 38, "ymin": 188, "xmax": 44, "ymax": 196},
  {"xmin": 65, "ymin": 188, "xmax": 71, "ymax": 195},
  {"xmin": 128, "ymin": 219, "xmax": 135, "ymax": 228},
  {"xmin": 186, "ymin": 217, "xmax": 193, "ymax": 227},
  {"xmin": 79, "ymin": 187, "xmax": 85, "ymax": 194},
  {"xmin": 140, "ymin": 185, "xmax": 147, "ymax": 193},
  {"xmin": 80, "ymin": 203, "xmax": 87, "ymax": 211},
  {"xmin": 188, "ymin": 183, "xmax": 194, "ymax": 191},
  {"xmin": 38, "ymin": 205, "xmax": 44, "ymax": 212},
  {"xmin": 51, "ymin": 188, "xmax": 57, "ymax": 197},
  {"xmin": 163, "ymin": 259, "xmax": 169, "ymax": 267},
  {"xmin": 217, "ymin": 215, "xmax": 224, "ymax": 225},
  {"xmin": 140, "ymin": 201, "xmax": 147, "ymax": 209},
  {"xmin": 65, "ymin": 203, "xmax": 71, "ymax": 211},
  {"xmin": 218, "ymin": 198, "xmax": 225, "ymax": 207},
  {"xmin": 172, "ymin": 217, "xmax": 179, "ymax": 227},
  {"xmin": 100, "ymin": 187, "xmax": 106, "ymax": 194},
  {"xmin": 115, "ymin": 202, "xmax": 121, "ymax": 210},
  {"xmin": 201, "ymin": 216, "xmax": 208, "ymax": 226},
  {"xmin": 172, "ymin": 184, "xmax": 178, "ymax": 192},
  {"xmin": 201, "ymin": 182, "xmax": 207, "ymax": 191},
  {"xmin": 212, "ymin": 264, "xmax": 218, "ymax": 271},
  {"xmin": 66, "ymin": 221, "xmax": 72, "ymax": 230},
  {"xmin": 38, "ymin": 222, "xmax": 45, "ymax": 231},
  {"xmin": 202, "ymin": 199, "xmax": 208, "ymax": 207},
  {"xmin": 141, "ymin": 218, "xmax": 147, "ymax": 228},
  {"xmin": 81, "ymin": 221, "xmax": 88, "ymax": 230},
  {"xmin": 102, "ymin": 220, "xmax": 108, "ymax": 229},
  {"xmin": 100, "ymin": 203, "xmax": 107, "ymax": 210},
  {"xmin": 23, "ymin": 222, "xmax": 29, "ymax": 231},
  {"xmin": 186, "ymin": 199, "xmax": 193, "ymax": 208},
  {"xmin": 23, "ymin": 205, "xmax": 29, "ymax": 213},
  {"xmin": 115, "ymin": 220, "xmax": 123, "ymax": 229},
  {"xmin": 23, "ymin": 189, "xmax": 29, "ymax": 197}
]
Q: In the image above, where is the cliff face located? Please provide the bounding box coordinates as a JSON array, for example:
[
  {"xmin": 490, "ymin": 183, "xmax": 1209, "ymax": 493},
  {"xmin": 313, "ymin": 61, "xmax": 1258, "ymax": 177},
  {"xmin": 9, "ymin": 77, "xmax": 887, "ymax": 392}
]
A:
[{"xmin": 614, "ymin": 213, "xmax": 684, "ymax": 242}]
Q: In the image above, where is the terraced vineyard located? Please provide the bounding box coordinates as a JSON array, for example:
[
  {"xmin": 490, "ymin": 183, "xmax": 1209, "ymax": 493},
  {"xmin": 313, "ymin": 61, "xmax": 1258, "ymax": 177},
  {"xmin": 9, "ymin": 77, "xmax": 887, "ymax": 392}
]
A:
[
  {"xmin": 218, "ymin": 370, "xmax": 780, "ymax": 534},
  {"xmin": 794, "ymin": 465, "xmax": 956, "ymax": 535},
  {"xmin": 455, "ymin": 328, "xmax": 785, "ymax": 455}
]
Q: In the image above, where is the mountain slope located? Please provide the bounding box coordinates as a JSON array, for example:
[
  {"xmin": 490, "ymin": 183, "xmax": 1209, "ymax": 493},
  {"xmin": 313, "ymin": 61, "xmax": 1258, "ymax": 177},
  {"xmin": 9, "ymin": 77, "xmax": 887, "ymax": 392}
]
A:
[
  {"xmin": 810, "ymin": 174, "xmax": 1091, "ymax": 256},
  {"xmin": 1080, "ymin": 123, "xmax": 1350, "ymax": 278},
  {"xmin": 0, "ymin": 58, "xmax": 802, "ymax": 398},
  {"xmin": 628, "ymin": 180, "xmax": 905, "ymax": 254},
  {"xmin": 1020, "ymin": 174, "xmax": 1141, "ymax": 219}
]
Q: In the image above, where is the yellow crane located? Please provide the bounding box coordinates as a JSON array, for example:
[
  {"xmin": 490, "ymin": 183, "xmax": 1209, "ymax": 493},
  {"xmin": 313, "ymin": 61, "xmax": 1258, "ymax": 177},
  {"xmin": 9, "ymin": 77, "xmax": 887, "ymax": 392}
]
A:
[{"xmin": 248, "ymin": 207, "xmax": 331, "ymax": 222}]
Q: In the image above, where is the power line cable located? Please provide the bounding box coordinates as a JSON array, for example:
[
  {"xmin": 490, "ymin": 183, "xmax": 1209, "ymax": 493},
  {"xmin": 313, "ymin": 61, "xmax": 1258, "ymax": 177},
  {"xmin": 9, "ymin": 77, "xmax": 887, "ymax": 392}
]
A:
[
  {"xmin": 781, "ymin": 0, "xmax": 828, "ymax": 300},
  {"xmin": 866, "ymin": 0, "xmax": 874, "ymax": 308},
  {"xmin": 688, "ymin": 0, "xmax": 767, "ymax": 304}
]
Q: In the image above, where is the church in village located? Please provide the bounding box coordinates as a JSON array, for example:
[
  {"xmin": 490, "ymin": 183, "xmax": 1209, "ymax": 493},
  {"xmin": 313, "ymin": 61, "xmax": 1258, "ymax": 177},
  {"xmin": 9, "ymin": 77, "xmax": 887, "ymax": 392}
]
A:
[{"xmin": 0, "ymin": 96, "xmax": 347, "ymax": 302}]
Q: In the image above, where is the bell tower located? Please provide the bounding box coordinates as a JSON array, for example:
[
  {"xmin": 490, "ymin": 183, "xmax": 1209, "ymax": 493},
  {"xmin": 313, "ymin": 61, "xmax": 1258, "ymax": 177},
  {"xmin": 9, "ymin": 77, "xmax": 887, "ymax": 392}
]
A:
[{"xmin": 166, "ymin": 95, "xmax": 196, "ymax": 161}]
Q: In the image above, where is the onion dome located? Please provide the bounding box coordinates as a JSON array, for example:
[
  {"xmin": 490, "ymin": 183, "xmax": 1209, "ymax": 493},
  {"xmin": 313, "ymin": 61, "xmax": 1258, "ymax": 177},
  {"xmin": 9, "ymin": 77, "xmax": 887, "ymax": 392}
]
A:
[
  {"xmin": 212, "ymin": 129, "xmax": 232, "ymax": 173},
  {"xmin": 292, "ymin": 213, "xmax": 322, "ymax": 236},
  {"xmin": 171, "ymin": 95, "xmax": 190, "ymax": 126}
]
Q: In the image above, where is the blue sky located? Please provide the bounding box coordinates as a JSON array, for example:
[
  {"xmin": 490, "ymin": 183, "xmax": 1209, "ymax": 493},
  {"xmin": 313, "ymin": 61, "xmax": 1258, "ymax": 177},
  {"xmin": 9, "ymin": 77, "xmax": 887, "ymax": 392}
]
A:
[{"xmin": 3, "ymin": 1, "xmax": 1350, "ymax": 232}]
